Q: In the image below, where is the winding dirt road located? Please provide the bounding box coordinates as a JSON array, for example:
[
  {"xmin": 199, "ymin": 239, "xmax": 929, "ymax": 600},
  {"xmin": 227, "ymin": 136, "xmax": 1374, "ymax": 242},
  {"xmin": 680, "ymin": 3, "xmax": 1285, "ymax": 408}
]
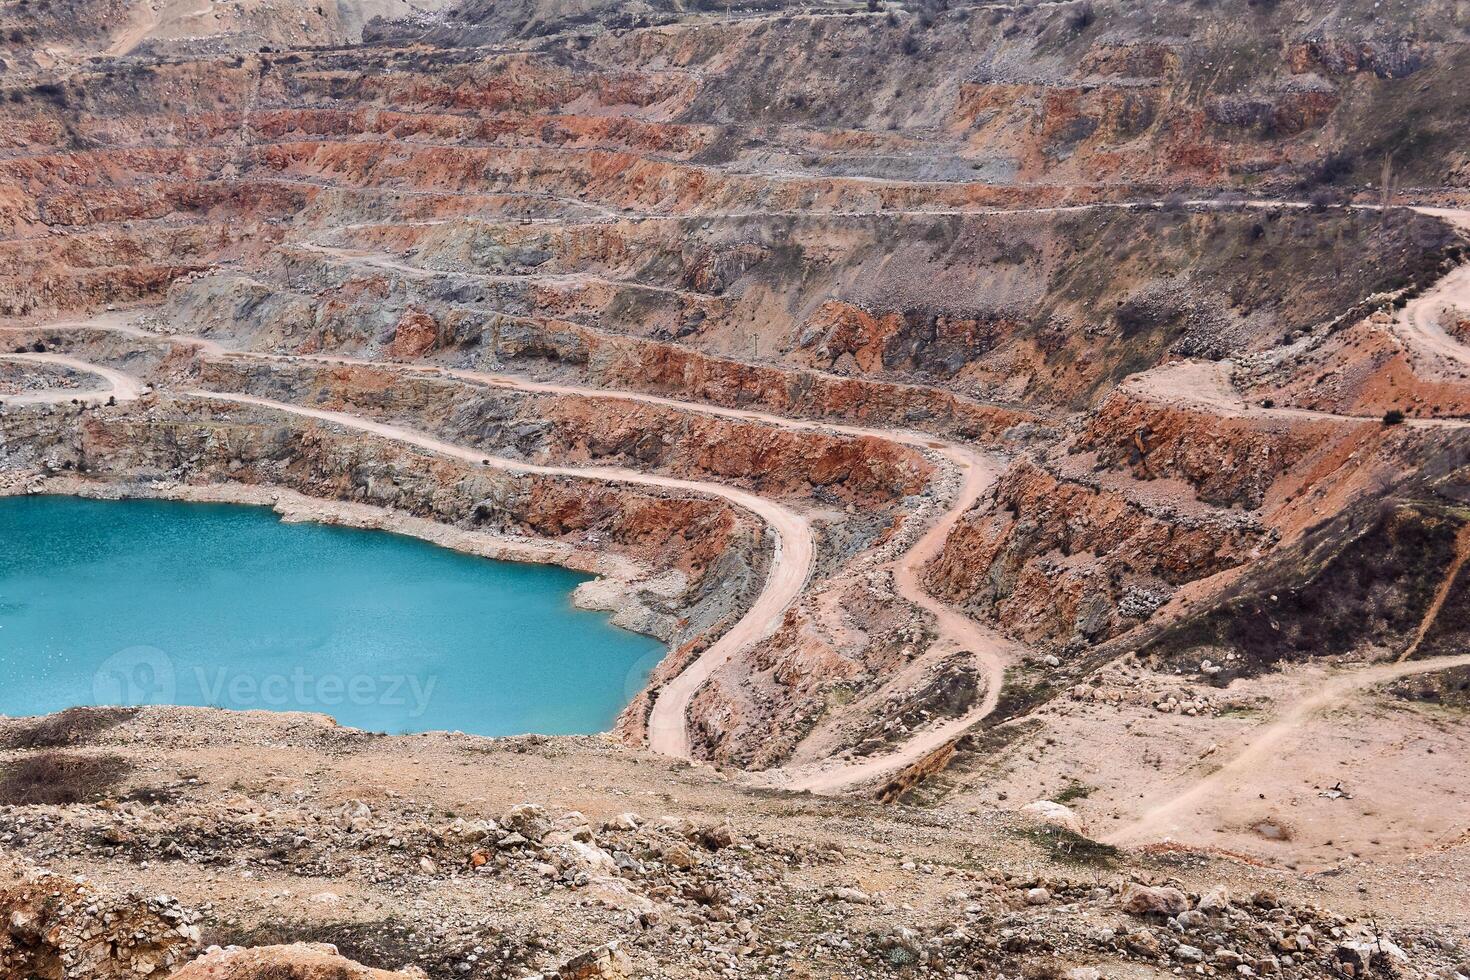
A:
[
  {"xmin": 200, "ymin": 346, "xmax": 1014, "ymax": 784},
  {"xmin": 10, "ymin": 315, "xmax": 1009, "ymax": 791},
  {"xmin": 1107, "ymin": 653, "xmax": 1470, "ymax": 846},
  {"xmin": 222, "ymin": 350, "xmax": 1014, "ymax": 779},
  {"xmin": 768, "ymin": 446, "xmax": 1017, "ymax": 794},
  {"xmin": 181, "ymin": 389, "xmax": 817, "ymax": 759},
  {"xmin": 0, "ymin": 351, "xmax": 145, "ymax": 406}
]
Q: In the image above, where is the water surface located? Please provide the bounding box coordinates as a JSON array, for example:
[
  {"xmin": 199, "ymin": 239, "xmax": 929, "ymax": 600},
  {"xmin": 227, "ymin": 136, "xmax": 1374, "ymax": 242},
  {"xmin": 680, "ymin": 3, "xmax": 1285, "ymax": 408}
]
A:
[{"xmin": 0, "ymin": 495, "xmax": 660, "ymax": 735}]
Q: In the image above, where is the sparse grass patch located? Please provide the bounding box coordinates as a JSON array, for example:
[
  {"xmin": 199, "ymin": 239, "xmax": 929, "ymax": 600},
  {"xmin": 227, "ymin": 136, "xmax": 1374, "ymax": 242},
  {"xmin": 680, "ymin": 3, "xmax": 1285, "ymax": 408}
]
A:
[
  {"xmin": 0, "ymin": 751, "xmax": 132, "ymax": 805},
  {"xmin": 1054, "ymin": 780, "xmax": 1094, "ymax": 804},
  {"xmin": 1013, "ymin": 825, "xmax": 1119, "ymax": 868}
]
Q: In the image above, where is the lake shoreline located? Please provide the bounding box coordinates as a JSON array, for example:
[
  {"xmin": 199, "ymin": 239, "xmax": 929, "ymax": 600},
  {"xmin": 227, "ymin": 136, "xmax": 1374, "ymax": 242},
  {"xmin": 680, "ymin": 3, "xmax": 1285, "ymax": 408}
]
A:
[{"xmin": 0, "ymin": 473, "xmax": 680, "ymax": 646}]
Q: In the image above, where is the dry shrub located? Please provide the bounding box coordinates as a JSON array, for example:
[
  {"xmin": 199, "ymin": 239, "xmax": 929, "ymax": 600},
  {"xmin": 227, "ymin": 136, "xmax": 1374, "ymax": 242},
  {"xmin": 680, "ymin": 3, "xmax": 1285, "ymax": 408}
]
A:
[{"xmin": 0, "ymin": 751, "xmax": 132, "ymax": 804}]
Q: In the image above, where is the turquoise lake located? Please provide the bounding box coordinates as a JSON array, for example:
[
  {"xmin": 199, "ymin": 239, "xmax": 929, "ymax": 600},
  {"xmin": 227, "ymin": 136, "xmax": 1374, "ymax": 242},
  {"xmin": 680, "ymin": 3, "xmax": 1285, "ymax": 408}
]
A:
[{"xmin": 0, "ymin": 495, "xmax": 662, "ymax": 735}]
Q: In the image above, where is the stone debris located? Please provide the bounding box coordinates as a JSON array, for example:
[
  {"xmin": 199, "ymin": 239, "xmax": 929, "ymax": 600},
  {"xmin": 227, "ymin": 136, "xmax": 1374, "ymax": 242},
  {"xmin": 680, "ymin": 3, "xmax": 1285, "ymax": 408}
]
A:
[
  {"xmin": 0, "ymin": 858, "xmax": 201, "ymax": 979},
  {"xmin": 0, "ymin": 792, "xmax": 1439, "ymax": 979}
]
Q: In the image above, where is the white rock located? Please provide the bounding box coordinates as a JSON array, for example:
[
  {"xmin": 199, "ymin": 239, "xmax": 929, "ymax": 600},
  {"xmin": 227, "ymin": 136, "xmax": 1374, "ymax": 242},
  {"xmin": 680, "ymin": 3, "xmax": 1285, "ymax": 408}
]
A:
[{"xmin": 1020, "ymin": 800, "xmax": 1086, "ymax": 836}]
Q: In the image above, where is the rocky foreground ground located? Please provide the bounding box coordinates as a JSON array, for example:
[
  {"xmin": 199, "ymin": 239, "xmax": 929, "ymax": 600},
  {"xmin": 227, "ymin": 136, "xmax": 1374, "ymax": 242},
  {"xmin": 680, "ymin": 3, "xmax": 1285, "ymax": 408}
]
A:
[{"xmin": 0, "ymin": 707, "xmax": 1458, "ymax": 980}]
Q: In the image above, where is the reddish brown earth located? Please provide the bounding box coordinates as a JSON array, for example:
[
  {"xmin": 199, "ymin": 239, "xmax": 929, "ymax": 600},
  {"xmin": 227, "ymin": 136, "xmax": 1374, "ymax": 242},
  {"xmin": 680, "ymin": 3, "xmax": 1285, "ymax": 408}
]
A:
[{"xmin": 3, "ymin": 0, "xmax": 1470, "ymax": 977}]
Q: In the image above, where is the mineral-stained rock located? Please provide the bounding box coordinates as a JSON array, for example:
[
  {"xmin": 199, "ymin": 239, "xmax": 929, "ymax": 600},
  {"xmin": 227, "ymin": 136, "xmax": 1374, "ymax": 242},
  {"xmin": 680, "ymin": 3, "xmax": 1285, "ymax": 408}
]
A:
[
  {"xmin": 387, "ymin": 307, "xmax": 439, "ymax": 359},
  {"xmin": 0, "ymin": 860, "xmax": 201, "ymax": 979}
]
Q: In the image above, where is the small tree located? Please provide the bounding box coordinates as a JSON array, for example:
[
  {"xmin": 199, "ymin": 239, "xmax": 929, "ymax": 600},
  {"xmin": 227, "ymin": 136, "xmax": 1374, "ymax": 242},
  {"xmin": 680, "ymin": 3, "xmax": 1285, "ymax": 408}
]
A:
[{"xmin": 1382, "ymin": 409, "xmax": 1406, "ymax": 425}]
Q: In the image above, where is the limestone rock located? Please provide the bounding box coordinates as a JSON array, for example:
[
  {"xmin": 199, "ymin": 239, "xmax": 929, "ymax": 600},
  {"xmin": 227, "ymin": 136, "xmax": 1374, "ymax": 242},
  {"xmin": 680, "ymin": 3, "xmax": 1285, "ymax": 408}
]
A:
[
  {"xmin": 500, "ymin": 803, "xmax": 553, "ymax": 842},
  {"xmin": 554, "ymin": 942, "xmax": 631, "ymax": 980},
  {"xmin": 1020, "ymin": 800, "xmax": 1087, "ymax": 836}
]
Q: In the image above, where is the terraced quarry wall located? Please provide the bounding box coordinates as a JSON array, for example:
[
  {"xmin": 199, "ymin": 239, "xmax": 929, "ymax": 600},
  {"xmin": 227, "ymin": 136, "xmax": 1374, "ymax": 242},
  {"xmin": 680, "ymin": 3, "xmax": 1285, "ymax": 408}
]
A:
[
  {"xmin": 3, "ymin": 0, "xmax": 1470, "ymax": 768},
  {"xmin": 8, "ymin": 0, "xmax": 1470, "ymax": 977}
]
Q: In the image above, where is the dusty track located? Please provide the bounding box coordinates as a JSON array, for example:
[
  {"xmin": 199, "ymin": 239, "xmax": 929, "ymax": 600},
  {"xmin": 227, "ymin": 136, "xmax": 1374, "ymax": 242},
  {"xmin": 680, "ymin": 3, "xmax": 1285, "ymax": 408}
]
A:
[
  {"xmin": 1107, "ymin": 653, "xmax": 1470, "ymax": 847},
  {"xmin": 8, "ymin": 314, "xmax": 1010, "ymax": 792},
  {"xmin": 1125, "ymin": 356, "xmax": 1470, "ymax": 430},
  {"xmin": 764, "ymin": 446, "xmax": 1017, "ymax": 794},
  {"xmin": 201, "ymin": 344, "xmax": 1015, "ymax": 785},
  {"xmin": 0, "ymin": 351, "xmax": 145, "ymax": 406},
  {"xmin": 207, "ymin": 345, "xmax": 1017, "ymax": 781}
]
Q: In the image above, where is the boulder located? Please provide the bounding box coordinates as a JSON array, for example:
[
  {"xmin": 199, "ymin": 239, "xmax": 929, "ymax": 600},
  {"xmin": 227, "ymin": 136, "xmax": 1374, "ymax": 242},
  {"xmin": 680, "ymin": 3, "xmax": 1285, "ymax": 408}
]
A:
[
  {"xmin": 1197, "ymin": 885, "xmax": 1231, "ymax": 914},
  {"xmin": 602, "ymin": 812, "xmax": 642, "ymax": 832},
  {"xmin": 500, "ymin": 803, "xmax": 553, "ymax": 842},
  {"xmin": 1120, "ymin": 883, "xmax": 1189, "ymax": 918},
  {"xmin": 544, "ymin": 811, "xmax": 595, "ymax": 845},
  {"xmin": 824, "ymin": 887, "xmax": 873, "ymax": 904},
  {"xmin": 172, "ymin": 943, "xmax": 426, "ymax": 979},
  {"xmin": 659, "ymin": 843, "xmax": 698, "ymax": 870},
  {"xmin": 1020, "ymin": 800, "xmax": 1086, "ymax": 836},
  {"xmin": 560, "ymin": 841, "xmax": 618, "ymax": 875},
  {"xmin": 555, "ymin": 942, "xmax": 631, "ymax": 979}
]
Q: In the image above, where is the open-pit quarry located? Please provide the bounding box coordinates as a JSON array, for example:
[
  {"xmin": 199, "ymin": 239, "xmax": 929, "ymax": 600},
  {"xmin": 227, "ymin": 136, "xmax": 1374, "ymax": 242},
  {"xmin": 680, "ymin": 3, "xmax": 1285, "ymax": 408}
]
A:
[{"xmin": 3, "ymin": 0, "xmax": 1470, "ymax": 977}]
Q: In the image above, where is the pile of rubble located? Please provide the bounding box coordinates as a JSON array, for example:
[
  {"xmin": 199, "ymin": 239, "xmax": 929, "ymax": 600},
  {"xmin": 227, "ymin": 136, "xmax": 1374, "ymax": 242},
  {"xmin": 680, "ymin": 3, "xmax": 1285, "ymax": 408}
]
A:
[{"xmin": 0, "ymin": 858, "xmax": 201, "ymax": 978}]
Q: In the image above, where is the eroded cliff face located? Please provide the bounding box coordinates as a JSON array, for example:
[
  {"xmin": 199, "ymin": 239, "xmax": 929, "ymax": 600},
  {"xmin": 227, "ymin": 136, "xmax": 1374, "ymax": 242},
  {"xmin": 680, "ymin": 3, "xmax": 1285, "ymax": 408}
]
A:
[
  {"xmin": 8, "ymin": 1, "xmax": 1470, "ymax": 975},
  {"xmin": 4, "ymin": 393, "xmax": 768, "ymax": 654},
  {"xmin": 925, "ymin": 456, "xmax": 1262, "ymax": 651},
  {"xmin": 1135, "ymin": 473, "xmax": 1470, "ymax": 682},
  {"xmin": 3, "ymin": 0, "xmax": 1470, "ymax": 779}
]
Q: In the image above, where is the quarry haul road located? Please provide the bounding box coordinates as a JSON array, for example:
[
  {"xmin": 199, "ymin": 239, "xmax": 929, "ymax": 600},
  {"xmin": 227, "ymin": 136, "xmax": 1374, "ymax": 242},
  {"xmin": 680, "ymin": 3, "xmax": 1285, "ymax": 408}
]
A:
[
  {"xmin": 1124, "ymin": 358, "xmax": 1470, "ymax": 431},
  {"xmin": 216, "ymin": 348, "xmax": 1016, "ymax": 788},
  {"xmin": 0, "ymin": 351, "xmax": 146, "ymax": 407},
  {"xmin": 761, "ymin": 445, "xmax": 1016, "ymax": 795},
  {"xmin": 1107, "ymin": 653, "xmax": 1470, "ymax": 847},
  {"xmin": 10, "ymin": 316, "xmax": 1011, "ymax": 794},
  {"xmin": 10, "ymin": 201, "xmax": 1469, "ymax": 796},
  {"xmin": 179, "ymin": 389, "xmax": 817, "ymax": 762},
  {"xmin": 236, "ymin": 356, "xmax": 1014, "ymax": 789}
]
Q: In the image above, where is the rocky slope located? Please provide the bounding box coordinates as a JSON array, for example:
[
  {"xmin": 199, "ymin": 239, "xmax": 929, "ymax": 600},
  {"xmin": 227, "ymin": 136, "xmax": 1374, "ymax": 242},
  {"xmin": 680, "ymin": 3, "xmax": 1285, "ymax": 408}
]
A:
[{"xmin": 3, "ymin": 0, "xmax": 1470, "ymax": 975}]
